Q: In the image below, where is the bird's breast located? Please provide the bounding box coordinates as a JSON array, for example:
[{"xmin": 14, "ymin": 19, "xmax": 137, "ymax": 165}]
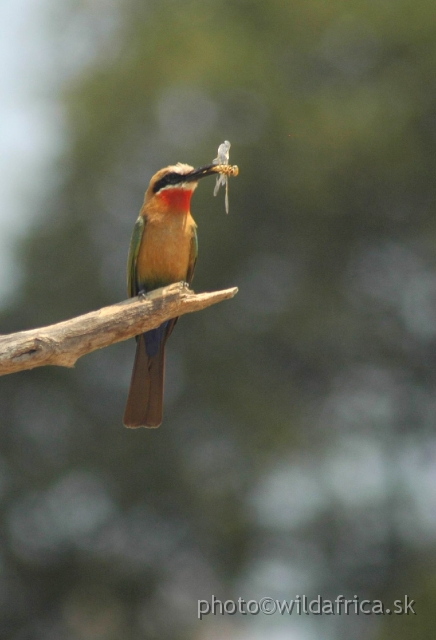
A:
[{"xmin": 136, "ymin": 210, "xmax": 196, "ymax": 289}]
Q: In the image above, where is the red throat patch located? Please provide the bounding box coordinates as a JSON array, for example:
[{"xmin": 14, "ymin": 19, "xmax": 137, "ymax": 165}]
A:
[{"xmin": 157, "ymin": 188, "xmax": 192, "ymax": 211}]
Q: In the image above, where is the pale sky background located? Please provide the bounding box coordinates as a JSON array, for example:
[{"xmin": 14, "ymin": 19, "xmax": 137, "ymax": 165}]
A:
[
  {"xmin": 0, "ymin": 0, "xmax": 64, "ymax": 306},
  {"xmin": 0, "ymin": 0, "xmax": 122, "ymax": 307}
]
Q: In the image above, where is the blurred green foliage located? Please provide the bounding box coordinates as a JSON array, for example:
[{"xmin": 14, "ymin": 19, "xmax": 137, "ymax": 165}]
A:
[{"xmin": 2, "ymin": 0, "xmax": 436, "ymax": 638}]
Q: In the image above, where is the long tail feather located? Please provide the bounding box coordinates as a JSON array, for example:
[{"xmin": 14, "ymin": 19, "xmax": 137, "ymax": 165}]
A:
[{"xmin": 123, "ymin": 333, "xmax": 165, "ymax": 428}]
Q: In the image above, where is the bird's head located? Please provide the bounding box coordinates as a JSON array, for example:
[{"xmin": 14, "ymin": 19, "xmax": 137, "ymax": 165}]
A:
[{"xmin": 144, "ymin": 162, "xmax": 238, "ymax": 212}]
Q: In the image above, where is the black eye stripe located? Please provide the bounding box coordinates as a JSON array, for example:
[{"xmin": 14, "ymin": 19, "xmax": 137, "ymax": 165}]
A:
[{"xmin": 153, "ymin": 172, "xmax": 185, "ymax": 193}]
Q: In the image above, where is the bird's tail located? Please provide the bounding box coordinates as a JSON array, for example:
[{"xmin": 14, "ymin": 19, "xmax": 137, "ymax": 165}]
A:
[{"xmin": 123, "ymin": 332, "xmax": 165, "ymax": 428}]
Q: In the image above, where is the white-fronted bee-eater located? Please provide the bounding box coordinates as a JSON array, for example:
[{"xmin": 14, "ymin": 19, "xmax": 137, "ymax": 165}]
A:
[{"xmin": 123, "ymin": 158, "xmax": 238, "ymax": 428}]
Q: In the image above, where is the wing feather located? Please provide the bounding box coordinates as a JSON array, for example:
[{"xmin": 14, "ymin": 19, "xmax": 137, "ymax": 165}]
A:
[
  {"xmin": 185, "ymin": 225, "xmax": 198, "ymax": 287},
  {"xmin": 127, "ymin": 216, "xmax": 146, "ymax": 298}
]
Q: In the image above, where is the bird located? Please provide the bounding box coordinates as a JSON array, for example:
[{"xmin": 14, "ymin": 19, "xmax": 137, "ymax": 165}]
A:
[{"xmin": 123, "ymin": 160, "xmax": 236, "ymax": 428}]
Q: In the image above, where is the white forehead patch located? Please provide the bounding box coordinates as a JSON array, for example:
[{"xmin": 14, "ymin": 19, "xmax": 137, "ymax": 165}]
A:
[{"xmin": 168, "ymin": 162, "xmax": 194, "ymax": 175}]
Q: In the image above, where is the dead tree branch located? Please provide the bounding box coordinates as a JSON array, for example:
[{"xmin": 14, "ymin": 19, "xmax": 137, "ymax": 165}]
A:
[{"xmin": 0, "ymin": 283, "xmax": 238, "ymax": 376}]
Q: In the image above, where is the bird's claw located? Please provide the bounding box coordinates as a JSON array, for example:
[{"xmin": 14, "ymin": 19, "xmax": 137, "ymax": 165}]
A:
[{"xmin": 138, "ymin": 290, "xmax": 148, "ymax": 300}]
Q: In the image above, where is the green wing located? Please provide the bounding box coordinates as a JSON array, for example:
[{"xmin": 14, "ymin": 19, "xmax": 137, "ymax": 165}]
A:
[
  {"xmin": 185, "ymin": 225, "xmax": 198, "ymax": 286},
  {"xmin": 127, "ymin": 215, "xmax": 146, "ymax": 298}
]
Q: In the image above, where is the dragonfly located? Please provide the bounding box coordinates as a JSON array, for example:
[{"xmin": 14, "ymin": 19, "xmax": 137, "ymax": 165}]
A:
[{"xmin": 212, "ymin": 140, "xmax": 233, "ymax": 213}]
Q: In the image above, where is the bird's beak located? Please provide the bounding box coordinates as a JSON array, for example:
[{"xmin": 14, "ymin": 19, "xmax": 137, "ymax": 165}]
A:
[{"xmin": 184, "ymin": 163, "xmax": 239, "ymax": 182}]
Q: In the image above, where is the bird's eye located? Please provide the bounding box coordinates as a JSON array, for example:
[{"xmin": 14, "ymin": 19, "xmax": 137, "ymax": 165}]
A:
[{"xmin": 153, "ymin": 172, "xmax": 183, "ymax": 193}]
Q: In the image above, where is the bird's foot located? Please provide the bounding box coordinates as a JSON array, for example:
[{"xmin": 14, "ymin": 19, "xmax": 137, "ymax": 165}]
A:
[
  {"xmin": 179, "ymin": 281, "xmax": 191, "ymax": 291},
  {"xmin": 138, "ymin": 289, "xmax": 149, "ymax": 300}
]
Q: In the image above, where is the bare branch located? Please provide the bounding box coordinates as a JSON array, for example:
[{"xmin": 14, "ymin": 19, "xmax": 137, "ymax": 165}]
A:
[{"xmin": 0, "ymin": 283, "xmax": 238, "ymax": 376}]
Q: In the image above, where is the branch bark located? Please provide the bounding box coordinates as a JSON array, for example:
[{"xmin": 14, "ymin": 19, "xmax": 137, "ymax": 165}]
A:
[{"xmin": 0, "ymin": 283, "xmax": 238, "ymax": 376}]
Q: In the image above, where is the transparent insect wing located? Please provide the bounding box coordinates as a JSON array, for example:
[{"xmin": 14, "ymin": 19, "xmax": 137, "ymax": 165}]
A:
[
  {"xmin": 219, "ymin": 141, "xmax": 231, "ymax": 164},
  {"xmin": 214, "ymin": 174, "xmax": 226, "ymax": 196},
  {"xmin": 213, "ymin": 140, "xmax": 231, "ymax": 165},
  {"xmin": 212, "ymin": 140, "xmax": 232, "ymax": 213}
]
